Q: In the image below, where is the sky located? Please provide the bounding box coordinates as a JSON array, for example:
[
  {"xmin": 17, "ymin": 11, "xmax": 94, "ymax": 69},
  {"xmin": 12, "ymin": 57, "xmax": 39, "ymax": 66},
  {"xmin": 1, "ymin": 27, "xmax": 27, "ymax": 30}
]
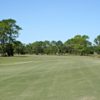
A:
[{"xmin": 0, "ymin": 0, "xmax": 100, "ymax": 43}]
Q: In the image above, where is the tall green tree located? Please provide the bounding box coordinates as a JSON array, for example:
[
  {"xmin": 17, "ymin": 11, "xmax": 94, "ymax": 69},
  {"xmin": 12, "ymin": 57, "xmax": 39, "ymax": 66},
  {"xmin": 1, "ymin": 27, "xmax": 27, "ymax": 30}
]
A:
[
  {"xmin": 0, "ymin": 20, "xmax": 8, "ymax": 55},
  {"xmin": 0, "ymin": 19, "xmax": 22, "ymax": 56}
]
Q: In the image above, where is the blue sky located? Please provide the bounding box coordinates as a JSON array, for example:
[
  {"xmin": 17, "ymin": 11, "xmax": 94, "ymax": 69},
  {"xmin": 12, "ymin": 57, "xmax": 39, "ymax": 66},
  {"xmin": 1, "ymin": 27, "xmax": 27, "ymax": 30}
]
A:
[{"xmin": 0, "ymin": 0, "xmax": 100, "ymax": 43}]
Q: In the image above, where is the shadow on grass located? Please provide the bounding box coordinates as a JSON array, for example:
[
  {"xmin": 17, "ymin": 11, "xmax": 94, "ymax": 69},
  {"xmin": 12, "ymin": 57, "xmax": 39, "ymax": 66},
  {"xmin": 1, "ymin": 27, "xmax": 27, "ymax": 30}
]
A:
[{"xmin": 0, "ymin": 55, "xmax": 29, "ymax": 58}]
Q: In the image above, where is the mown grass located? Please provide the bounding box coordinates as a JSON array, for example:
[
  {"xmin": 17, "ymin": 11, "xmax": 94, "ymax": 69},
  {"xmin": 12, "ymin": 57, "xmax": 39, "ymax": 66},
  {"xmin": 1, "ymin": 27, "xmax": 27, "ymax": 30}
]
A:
[{"xmin": 0, "ymin": 55, "xmax": 100, "ymax": 100}]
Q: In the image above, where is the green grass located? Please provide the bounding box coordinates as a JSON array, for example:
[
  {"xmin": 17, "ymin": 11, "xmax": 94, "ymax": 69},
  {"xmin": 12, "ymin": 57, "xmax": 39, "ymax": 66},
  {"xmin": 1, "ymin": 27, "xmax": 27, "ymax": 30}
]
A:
[{"xmin": 0, "ymin": 55, "xmax": 100, "ymax": 100}]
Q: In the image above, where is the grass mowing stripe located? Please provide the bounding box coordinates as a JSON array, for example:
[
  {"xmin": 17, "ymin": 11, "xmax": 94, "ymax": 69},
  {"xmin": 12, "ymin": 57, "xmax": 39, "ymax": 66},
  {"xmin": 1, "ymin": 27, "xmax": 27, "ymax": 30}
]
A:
[{"xmin": 0, "ymin": 61, "xmax": 33, "ymax": 66}]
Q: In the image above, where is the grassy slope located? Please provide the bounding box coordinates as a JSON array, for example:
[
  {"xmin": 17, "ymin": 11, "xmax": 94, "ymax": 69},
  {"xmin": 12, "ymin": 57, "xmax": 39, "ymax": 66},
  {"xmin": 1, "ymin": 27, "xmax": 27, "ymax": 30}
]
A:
[{"xmin": 0, "ymin": 55, "xmax": 100, "ymax": 100}]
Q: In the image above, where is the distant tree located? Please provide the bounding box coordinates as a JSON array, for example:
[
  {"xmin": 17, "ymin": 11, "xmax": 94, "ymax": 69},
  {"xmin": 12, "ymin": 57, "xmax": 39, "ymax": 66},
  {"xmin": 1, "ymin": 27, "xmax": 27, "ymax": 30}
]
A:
[
  {"xmin": 94, "ymin": 35, "xmax": 100, "ymax": 46},
  {"xmin": 25, "ymin": 43, "xmax": 33, "ymax": 54},
  {"xmin": 56, "ymin": 41, "xmax": 64, "ymax": 55},
  {"xmin": 94, "ymin": 35, "xmax": 100, "ymax": 54},
  {"xmin": 0, "ymin": 44, "xmax": 2, "ymax": 55},
  {"xmin": 43, "ymin": 41, "xmax": 51, "ymax": 54},
  {"xmin": 14, "ymin": 41, "xmax": 26, "ymax": 55},
  {"xmin": 64, "ymin": 35, "xmax": 92, "ymax": 55},
  {"xmin": 32, "ymin": 41, "xmax": 44, "ymax": 55}
]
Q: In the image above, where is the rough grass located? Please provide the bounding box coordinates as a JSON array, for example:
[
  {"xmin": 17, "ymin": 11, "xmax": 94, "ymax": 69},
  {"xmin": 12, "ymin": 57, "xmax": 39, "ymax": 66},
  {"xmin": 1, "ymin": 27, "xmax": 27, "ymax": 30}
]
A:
[{"xmin": 0, "ymin": 55, "xmax": 100, "ymax": 100}]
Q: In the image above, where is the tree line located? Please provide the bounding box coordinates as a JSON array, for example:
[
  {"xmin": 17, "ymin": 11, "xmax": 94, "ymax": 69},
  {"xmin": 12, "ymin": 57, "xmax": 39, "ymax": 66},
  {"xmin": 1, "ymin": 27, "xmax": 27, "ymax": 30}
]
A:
[{"xmin": 0, "ymin": 18, "xmax": 100, "ymax": 56}]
